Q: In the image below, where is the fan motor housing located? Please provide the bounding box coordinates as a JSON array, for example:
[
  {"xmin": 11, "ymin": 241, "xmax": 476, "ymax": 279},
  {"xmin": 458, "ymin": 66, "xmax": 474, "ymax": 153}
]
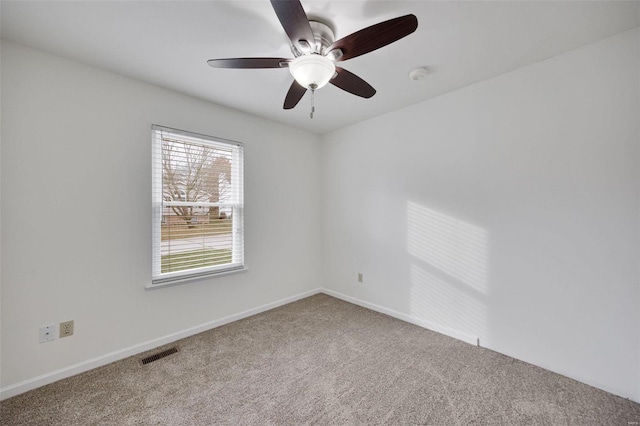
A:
[{"xmin": 298, "ymin": 20, "xmax": 334, "ymax": 55}]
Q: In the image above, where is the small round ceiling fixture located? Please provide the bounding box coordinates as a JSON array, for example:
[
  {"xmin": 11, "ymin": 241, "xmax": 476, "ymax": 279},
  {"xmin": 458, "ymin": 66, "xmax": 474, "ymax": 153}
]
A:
[{"xmin": 409, "ymin": 67, "xmax": 429, "ymax": 81}]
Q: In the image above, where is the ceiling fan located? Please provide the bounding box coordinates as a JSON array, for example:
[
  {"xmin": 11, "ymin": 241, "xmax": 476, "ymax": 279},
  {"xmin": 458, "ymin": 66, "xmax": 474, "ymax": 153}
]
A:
[{"xmin": 207, "ymin": 0, "xmax": 418, "ymax": 118}]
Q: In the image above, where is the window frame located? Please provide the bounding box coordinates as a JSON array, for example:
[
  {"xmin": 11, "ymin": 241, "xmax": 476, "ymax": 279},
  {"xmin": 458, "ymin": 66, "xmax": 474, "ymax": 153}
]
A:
[{"xmin": 150, "ymin": 125, "xmax": 245, "ymax": 288}]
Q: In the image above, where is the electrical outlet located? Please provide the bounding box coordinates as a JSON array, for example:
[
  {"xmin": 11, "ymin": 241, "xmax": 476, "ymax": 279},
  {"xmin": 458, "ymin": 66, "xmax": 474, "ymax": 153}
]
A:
[
  {"xmin": 39, "ymin": 325, "xmax": 55, "ymax": 343},
  {"xmin": 358, "ymin": 272, "xmax": 363, "ymax": 283},
  {"xmin": 60, "ymin": 320, "xmax": 74, "ymax": 338}
]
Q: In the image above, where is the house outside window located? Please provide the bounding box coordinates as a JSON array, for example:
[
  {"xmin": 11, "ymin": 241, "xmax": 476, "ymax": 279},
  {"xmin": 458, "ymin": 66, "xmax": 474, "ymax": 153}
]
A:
[{"xmin": 151, "ymin": 125, "xmax": 244, "ymax": 286}]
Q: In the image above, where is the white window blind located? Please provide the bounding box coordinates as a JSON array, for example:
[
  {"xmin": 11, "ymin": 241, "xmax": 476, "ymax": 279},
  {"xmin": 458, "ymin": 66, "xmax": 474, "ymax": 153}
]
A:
[{"xmin": 152, "ymin": 125, "xmax": 244, "ymax": 285}]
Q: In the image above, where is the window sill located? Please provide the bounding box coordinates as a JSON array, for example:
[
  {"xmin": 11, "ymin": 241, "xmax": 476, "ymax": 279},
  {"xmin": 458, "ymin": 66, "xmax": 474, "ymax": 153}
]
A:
[{"xmin": 146, "ymin": 267, "xmax": 249, "ymax": 290}]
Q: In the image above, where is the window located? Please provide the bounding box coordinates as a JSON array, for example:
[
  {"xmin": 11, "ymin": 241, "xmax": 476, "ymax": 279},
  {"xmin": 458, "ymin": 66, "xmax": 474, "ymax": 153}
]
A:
[{"xmin": 152, "ymin": 125, "xmax": 244, "ymax": 285}]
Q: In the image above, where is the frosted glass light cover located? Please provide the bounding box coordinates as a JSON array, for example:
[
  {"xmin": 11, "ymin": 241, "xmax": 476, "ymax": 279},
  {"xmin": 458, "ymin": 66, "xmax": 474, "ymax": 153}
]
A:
[{"xmin": 289, "ymin": 54, "xmax": 335, "ymax": 89}]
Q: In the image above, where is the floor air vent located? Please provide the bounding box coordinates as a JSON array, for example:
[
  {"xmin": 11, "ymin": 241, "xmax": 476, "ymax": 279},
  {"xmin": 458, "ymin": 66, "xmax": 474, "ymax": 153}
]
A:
[{"xmin": 140, "ymin": 347, "xmax": 179, "ymax": 365}]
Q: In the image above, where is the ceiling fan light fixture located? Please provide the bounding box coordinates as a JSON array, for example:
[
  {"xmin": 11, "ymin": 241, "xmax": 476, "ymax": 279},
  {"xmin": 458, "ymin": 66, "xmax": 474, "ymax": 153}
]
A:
[
  {"xmin": 208, "ymin": 1, "xmax": 419, "ymax": 112},
  {"xmin": 289, "ymin": 54, "xmax": 335, "ymax": 90}
]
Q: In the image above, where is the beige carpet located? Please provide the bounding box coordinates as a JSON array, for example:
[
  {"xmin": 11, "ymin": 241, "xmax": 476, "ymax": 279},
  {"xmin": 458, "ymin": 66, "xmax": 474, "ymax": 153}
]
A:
[{"xmin": 2, "ymin": 294, "xmax": 639, "ymax": 425}]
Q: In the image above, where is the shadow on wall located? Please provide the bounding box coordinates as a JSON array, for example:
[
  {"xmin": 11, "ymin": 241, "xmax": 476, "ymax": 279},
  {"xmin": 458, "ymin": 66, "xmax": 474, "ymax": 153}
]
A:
[{"xmin": 407, "ymin": 201, "xmax": 490, "ymax": 341}]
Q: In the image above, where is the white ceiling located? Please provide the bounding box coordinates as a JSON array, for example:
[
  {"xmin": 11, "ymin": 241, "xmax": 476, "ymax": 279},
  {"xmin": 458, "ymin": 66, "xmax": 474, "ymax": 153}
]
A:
[{"xmin": 2, "ymin": 1, "xmax": 638, "ymax": 134}]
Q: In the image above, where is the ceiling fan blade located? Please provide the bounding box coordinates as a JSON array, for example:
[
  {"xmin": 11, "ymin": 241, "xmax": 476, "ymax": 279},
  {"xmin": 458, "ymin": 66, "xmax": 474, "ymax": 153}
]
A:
[
  {"xmin": 270, "ymin": 0, "xmax": 315, "ymax": 53},
  {"xmin": 207, "ymin": 58, "xmax": 290, "ymax": 69},
  {"xmin": 283, "ymin": 80, "xmax": 307, "ymax": 109},
  {"xmin": 330, "ymin": 67, "xmax": 376, "ymax": 98},
  {"xmin": 326, "ymin": 14, "xmax": 418, "ymax": 62}
]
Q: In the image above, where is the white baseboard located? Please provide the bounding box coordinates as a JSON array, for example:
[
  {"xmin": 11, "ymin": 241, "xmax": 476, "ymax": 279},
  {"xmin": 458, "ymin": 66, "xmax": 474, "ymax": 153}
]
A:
[
  {"xmin": 0, "ymin": 288, "xmax": 322, "ymax": 401},
  {"xmin": 321, "ymin": 288, "xmax": 478, "ymax": 346}
]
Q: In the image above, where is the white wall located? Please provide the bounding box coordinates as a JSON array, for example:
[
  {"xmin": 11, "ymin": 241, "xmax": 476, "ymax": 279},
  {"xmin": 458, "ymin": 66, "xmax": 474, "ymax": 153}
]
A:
[
  {"xmin": 0, "ymin": 41, "xmax": 322, "ymax": 394},
  {"xmin": 321, "ymin": 28, "xmax": 640, "ymax": 401}
]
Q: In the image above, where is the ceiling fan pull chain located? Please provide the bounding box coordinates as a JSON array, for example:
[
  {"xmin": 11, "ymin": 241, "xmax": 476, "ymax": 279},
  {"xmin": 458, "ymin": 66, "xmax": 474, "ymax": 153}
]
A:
[{"xmin": 310, "ymin": 85, "xmax": 316, "ymax": 119}]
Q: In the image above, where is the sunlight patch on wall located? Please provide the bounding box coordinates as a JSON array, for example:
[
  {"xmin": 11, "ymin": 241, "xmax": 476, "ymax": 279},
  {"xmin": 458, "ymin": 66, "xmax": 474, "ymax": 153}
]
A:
[
  {"xmin": 407, "ymin": 201, "xmax": 489, "ymax": 293},
  {"xmin": 410, "ymin": 264, "xmax": 487, "ymax": 337}
]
